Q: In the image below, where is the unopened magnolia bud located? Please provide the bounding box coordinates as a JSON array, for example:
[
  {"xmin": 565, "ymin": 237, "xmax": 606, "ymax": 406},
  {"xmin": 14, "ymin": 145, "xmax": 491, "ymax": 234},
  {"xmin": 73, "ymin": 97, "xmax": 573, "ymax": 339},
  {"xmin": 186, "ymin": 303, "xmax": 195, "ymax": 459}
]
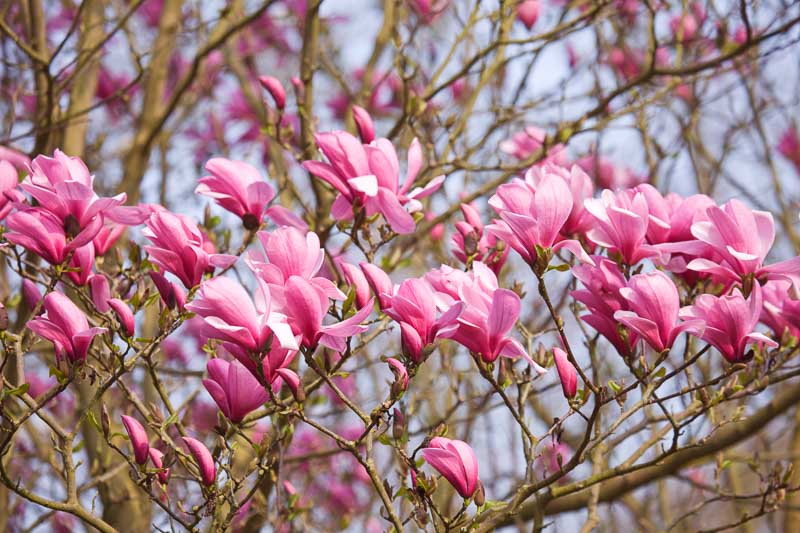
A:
[
  {"xmin": 258, "ymin": 75, "xmax": 286, "ymax": 110},
  {"xmin": 101, "ymin": 404, "xmax": 110, "ymax": 438},
  {"xmin": 352, "ymin": 105, "xmax": 375, "ymax": 143},
  {"xmin": 497, "ymin": 357, "xmax": 511, "ymax": 387},
  {"xmin": 393, "ymin": 408, "xmax": 405, "ymax": 440},
  {"xmin": 473, "ymin": 479, "xmax": 486, "ymax": 506}
]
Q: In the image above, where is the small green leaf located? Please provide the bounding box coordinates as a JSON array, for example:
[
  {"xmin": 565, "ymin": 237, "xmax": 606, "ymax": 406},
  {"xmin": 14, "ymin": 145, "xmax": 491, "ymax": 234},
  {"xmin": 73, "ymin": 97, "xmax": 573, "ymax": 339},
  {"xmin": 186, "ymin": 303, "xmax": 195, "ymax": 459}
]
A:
[{"xmin": 5, "ymin": 383, "xmax": 29, "ymax": 397}]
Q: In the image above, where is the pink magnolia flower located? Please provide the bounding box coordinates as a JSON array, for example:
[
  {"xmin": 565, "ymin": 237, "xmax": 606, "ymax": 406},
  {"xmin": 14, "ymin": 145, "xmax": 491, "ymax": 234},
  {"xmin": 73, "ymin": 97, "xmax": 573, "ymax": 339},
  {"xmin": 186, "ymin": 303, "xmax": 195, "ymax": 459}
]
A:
[
  {"xmin": 635, "ymin": 185, "xmax": 715, "ymax": 245},
  {"xmin": 108, "ymin": 299, "xmax": 135, "ymax": 337},
  {"xmin": 258, "ymin": 76, "xmax": 286, "ymax": 110},
  {"xmin": 576, "ymin": 153, "xmax": 646, "ymax": 190},
  {"xmin": 247, "ymin": 227, "xmax": 343, "ymax": 305},
  {"xmin": 121, "ymin": 415, "xmax": 149, "ymax": 465},
  {"xmin": 360, "ymin": 262, "xmax": 394, "ymax": 310},
  {"xmin": 302, "ymin": 130, "xmax": 445, "ymax": 234},
  {"xmin": 386, "ymin": 358, "xmax": 409, "ymax": 392},
  {"xmin": 20, "ymin": 150, "xmax": 126, "ymax": 243},
  {"xmin": 584, "ymin": 188, "xmax": 658, "ymax": 265},
  {"xmin": 197, "ymin": 158, "xmax": 277, "ymax": 229},
  {"xmin": 203, "ymin": 359, "xmax": 269, "ymax": 422},
  {"xmin": 451, "ymin": 203, "xmax": 508, "ymax": 274},
  {"xmin": 516, "ymin": 0, "xmax": 540, "ymax": 30},
  {"xmin": 149, "ymin": 270, "xmax": 187, "ymax": 310},
  {"xmin": 553, "ymin": 347, "xmax": 577, "ymax": 399},
  {"xmin": 571, "ymin": 256, "xmax": 636, "ymax": 356},
  {"xmin": 0, "ymin": 145, "xmax": 31, "ymax": 171},
  {"xmin": 670, "ymin": 13, "xmax": 699, "ymax": 42},
  {"xmin": 422, "ymin": 437, "xmax": 479, "ymax": 499},
  {"xmin": 92, "ymin": 222, "xmax": 126, "ymax": 255},
  {"xmin": 679, "ymin": 285, "xmax": 778, "ymax": 363},
  {"xmin": 143, "ymin": 210, "xmax": 236, "ymax": 288},
  {"xmin": 384, "ymin": 278, "xmax": 463, "ymax": 362},
  {"xmin": 426, "ymin": 263, "xmax": 543, "ymax": 368},
  {"xmin": 182, "ymin": 437, "xmax": 216, "ymax": 486},
  {"xmin": 681, "ymin": 199, "xmax": 800, "ymax": 283},
  {"xmin": 6, "ymin": 208, "xmax": 99, "ymax": 265},
  {"xmin": 185, "ymin": 275, "xmax": 298, "ymax": 355},
  {"xmin": 408, "ymin": 0, "xmax": 451, "ymax": 23},
  {"xmin": 535, "ymin": 441, "xmax": 572, "ymax": 478},
  {"xmin": 148, "ymin": 448, "xmax": 170, "ymax": 484},
  {"xmin": 66, "ymin": 243, "xmax": 95, "ymax": 285},
  {"xmin": 613, "ymin": 271, "xmax": 704, "ymax": 352},
  {"xmin": 281, "ymin": 275, "xmax": 373, "ymax": 351},
  {"xmin": 351, "ymin": 105, "xmax": 375, "ymax": 144},
  {"xmin": 761, "ymin": 280, "xmax": 800, "ymax": 339},
  {"xmin": 499, "ymin": 127, "xmax": 568, "ymax": 166},
  {"xmin": 338, "ymin": 260, "xmax": 371, "ymax": 308},
  {"xmin": 0, "ymin": 159, "xmax": 24, "ymax": 220},
  {"xmin": 778, "ymin": 126, "xmax": 800, "ymax": 173},
  {"xmin": 529, "ymin": 164, "xmax": 594, "ymax": 237},
  {"xmin": 22, "ymin": 279, "xmax": 42, "ymax": 310},
  {"xmin": 27, "ymin": 292, "xmax": 107, "ymax": 363},
  {"xmin": 487, "ymin": 165, "xmax": 593, "ymax": 265}
]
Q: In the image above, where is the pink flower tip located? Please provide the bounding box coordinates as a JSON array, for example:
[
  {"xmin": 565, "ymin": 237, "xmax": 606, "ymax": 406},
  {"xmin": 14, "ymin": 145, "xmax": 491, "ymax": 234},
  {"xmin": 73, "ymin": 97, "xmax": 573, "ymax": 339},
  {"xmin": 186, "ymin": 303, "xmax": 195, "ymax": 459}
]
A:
[{"xmin": 259, "ymin": 76, "xmax": 286, "ymax": 110}]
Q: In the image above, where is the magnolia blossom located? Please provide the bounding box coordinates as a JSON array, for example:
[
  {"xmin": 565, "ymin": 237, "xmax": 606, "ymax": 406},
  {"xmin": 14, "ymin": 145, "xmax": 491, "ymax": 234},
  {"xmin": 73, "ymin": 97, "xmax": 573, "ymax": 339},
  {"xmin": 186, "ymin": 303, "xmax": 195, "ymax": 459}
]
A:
[
  {"xmin": 66, "ymin": 243, "xmax": 94, "ymax": 286},
  {"xmin": 680, "ymin": 285, "xmax": 778, "ymax": 363},
  {"xmin": 614, "ymin": 271, "xmax": 704, "ymax": 352},
  {"xmin": 516, "ymin": 0, "xmax": 540, "ymax": 30},
  {"xmin": 246, "ymin": 227, "xmax": 343, "ymax": 305},
  {"xmin": 384, "ymin": 278, "xmax": 463, "ymax": 362},
  {"xmin": 148, "ymin": 448, "xmax": 170, "ymax": 484},
  {"xmin": 576, "ymin": 153, "xmax": 646, "ymax": 190},
  {"xmin": 422, "ymin": 437, "xmax": 479, "ymax": 499},
  {"xmin": 7, "ymin": 208, "xmax": 98, "ymax": 265},
  {"xmin": 197, "ymin": 158, "xmax": 276, "ymax": 228},
  {"xmin": 143, "ymin": 210, "xmax": 236, "ymax": 288},
  {"xmin": 258, "ymin": 75, "xmax": 286, "ymax": 109},
  {"xmin": 360, "ymin": 262, "xmax": 394, "ymax": 310},
  {"xmin": 185, "ymin": 275, "xmax": 298, "ymax": 355},
  {"xmin": 778, "ymin": 126, "xmax": 800, "ymax": 173},
  {"xmin": 0, "ymin": 145, "xmax": 31, "ymax": 171},
  {"xmin": 20, "ymin": 150, "xmax": 127, "ymax": 243},
  {"xmin": 203, "ymin": 359, "xmax": 269, "ymax": 422},
  {"xmin": 553, "ymin": 347, "xmax": 577, "ymax": 399},
  {"xmin": 499, "ymin": 126, "xmax": 567, "ymax": 166},
  {"xmin": 761, "ymin": 280, "xmax": 800, "ymax": 339},
  {"xmin": 487, "ymin": 165, "xmax": 593, "ymax": 265},
  {"xmin": 303, "ymin": 129, "xmax": 444, "ymax": 234},
  {"xmin": 426, "ymin": 262, "xmax": 544, "ymax": 370},
  {"xmin": 338, "ymin": 260, "xmax": 371, "ymax": 308},
  {"xmin": 27, "ymin": 292, "xmax": 107, "ymax": 363},
  {"xmin": 571, "ymin": 256, "xmax": 635, "ymax": 356},
  {"xmin": 121, "ymin": 416, "xmax": 149, "ymax": 465},
  {"xmin": 680, "ymin": 199, "xmax": 800, "ymax": 283},
  {"xmin": 351, "ymin": 105, "xmax": 375, "ymax": 143},
  {"xmin": 281, "ymin": 275, "xmax": 373, "ymax": 351},
  {"xmin": 408, "ymin": 0, "xmax": 451, "ymax": 23},
  {"xmin": 670, "ymin": 13, "xmax": 699, "ymax": 42},
  {"xmin": 451, "ymin": 203, "xmax": 508, "ymax": 274},
  {"xmin": 584, "ymin": 188, "xmax": 658, "ymax": 265},
  {"xmin": 0, "ymin": 160, "xmax": 24, "ymax": 220},
  {"xmin": 635, "ymin": 185, "xmax": 714, "ymax": 245},
  {"xmin": 182, "ymin": 437, "xmax": 216, "ymax": 487}
]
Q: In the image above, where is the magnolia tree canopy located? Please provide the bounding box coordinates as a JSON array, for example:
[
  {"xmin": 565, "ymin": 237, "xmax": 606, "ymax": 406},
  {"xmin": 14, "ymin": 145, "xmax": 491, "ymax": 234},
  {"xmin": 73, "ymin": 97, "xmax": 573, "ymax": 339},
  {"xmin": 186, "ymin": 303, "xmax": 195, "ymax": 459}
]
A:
[{"xmin": 1, "ymin": 1, "xmax": 800, "ymax": 532}]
